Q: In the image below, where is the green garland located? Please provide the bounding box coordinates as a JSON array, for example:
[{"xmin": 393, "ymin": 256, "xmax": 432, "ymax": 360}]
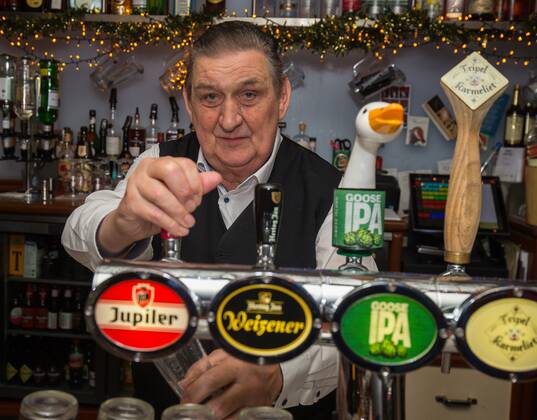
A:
[{"xmin": 0, "ymin": 9, "xmax": 536, "ymax": 67}]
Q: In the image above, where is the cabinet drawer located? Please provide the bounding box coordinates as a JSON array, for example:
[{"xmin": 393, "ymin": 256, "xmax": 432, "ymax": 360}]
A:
[{"xmin": 406, "ymin": 366, "xmax": 511, "ymax": 420}]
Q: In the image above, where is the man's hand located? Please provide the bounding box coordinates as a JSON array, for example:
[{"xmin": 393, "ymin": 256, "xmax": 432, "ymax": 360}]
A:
[
  {"xmin": 180, "ymin": 349, "xmax": 283, "ymax": 420},
  {"xmin": 98, "ymin": 157, "xmax": 222, "ymax": 254}
]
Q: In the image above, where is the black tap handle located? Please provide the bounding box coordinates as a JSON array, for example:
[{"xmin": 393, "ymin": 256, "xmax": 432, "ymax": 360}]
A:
[{"xmin": 255, "ymin": 183, "xmax": 283, "ymax": 247}]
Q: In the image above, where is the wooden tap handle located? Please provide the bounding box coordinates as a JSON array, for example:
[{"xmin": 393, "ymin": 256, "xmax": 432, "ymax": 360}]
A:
[{"xmin": 440, "ymin": 83, "xmax": 506, "ymax": 265}]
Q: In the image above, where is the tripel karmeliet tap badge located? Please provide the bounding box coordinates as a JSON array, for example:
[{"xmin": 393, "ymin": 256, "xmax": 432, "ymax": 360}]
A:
[{"xmin": 333, "ymin": 189, "xmax": 385, "ymax": 252}]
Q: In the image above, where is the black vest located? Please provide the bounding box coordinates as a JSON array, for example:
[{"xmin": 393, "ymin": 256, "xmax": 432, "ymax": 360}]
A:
[
  {"xmin": 153, "ymin": 133, "xmax": 342, "ymax": 269},
  {"xmin": 135, "ymin": 133, "xmax": 341, "ymax": 419}
]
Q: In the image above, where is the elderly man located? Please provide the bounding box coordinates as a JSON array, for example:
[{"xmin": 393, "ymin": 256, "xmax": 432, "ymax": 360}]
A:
[{"xmin": 62, "ymin": 21, "xmax": 375, "ymax": 419}]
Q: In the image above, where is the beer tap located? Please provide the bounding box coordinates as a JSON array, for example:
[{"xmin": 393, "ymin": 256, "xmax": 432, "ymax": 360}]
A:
[{"xmin": 254, "ymin": 183, "xmax": 283, "ymax": 271}]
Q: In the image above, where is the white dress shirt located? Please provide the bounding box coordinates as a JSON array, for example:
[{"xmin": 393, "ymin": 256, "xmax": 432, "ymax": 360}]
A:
[{"xmin": 61, "ymin": 130, "xmax": 377, "ymax": 409}]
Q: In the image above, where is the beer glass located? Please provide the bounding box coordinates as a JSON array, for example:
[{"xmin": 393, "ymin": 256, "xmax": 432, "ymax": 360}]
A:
[
  {"xmin": 162, "ymin": 404, "xmax": 216, "ymax": 420},
  {"xmin": 19, "ymin": 390, "xmax": 78, "ymax": 420},
  {"xmin": 238, "ymin": 407, "xmax": 293, "ymax": 419},
  {"xmin": 90, "ymin": 54, "xmax": 144, "ymax": 91},
  {"xmin": 97, "ymin": 397, "xmax": 154, "ymax": 420}
]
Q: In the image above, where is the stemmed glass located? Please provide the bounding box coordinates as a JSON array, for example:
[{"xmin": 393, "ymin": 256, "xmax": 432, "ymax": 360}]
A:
[{"xmin": 14, "ymin": 56, "xmax": 36, "ymax": 200}]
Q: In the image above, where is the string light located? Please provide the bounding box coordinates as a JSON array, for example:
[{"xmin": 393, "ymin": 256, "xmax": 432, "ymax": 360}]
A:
[{"xmin": 0, "ymin": 9, "xmax": 534, "ymax": 79}]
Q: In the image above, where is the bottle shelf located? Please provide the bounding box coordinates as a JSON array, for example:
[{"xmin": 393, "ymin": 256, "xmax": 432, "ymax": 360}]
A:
[
  {"xmin": 7, "ymin": 276, "xmax": 92, "ymax": 287},
  {"xmin": 7, "ymin": 328, "xmax": 92, "ymax": 340},
  {"xmin": 0, "ymin": 382, "xmax": 100, "ymax": 405}
]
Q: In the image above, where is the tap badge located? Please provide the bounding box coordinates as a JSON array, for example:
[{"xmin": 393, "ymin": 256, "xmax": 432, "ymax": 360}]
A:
[
  {"xmin": 87, "ymin": 272, "xmax": 197, "ymax": 360},
  {"xmin": 456, "ymin": 288, "xmax": 537, "ymax": 380},
  {"xmin": 331, "ymin": 282, "xmax": 446, "ymax": 373},
  {"xmin": 333, "ymin": 189, "xmax": 385, "ymax": 252},
  {"xmin": 271, "ymin": 191, "xmax": 282, "ymax": 204},
  {"xmin": 209, "ymin": 276, "xmax": 321, "ymax": 364}
]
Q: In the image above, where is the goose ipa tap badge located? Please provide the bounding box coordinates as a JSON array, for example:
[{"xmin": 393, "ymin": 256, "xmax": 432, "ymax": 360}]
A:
[{"xmin": 332, "ymin": 189, "xmax": 385, "ymax": 253}]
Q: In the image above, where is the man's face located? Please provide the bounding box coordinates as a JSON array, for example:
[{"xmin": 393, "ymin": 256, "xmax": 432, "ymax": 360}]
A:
[{"xmin": 183, "ymin": 49, "xmax": 291, "ymax": 182}]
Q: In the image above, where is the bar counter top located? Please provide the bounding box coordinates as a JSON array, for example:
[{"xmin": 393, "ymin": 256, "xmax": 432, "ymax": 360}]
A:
[{"xmin": 0, "ymin": 192, "xmax": 86, "ymax": 218}]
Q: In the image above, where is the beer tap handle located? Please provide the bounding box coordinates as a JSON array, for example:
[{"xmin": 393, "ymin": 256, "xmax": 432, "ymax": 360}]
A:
[
  {"xmin": 160, "ymin": 229, "xmax": 182, "ymax": 262},
  {"xmin": 254, "ymin": 183, "xmax": 283, "ymax": 270}
]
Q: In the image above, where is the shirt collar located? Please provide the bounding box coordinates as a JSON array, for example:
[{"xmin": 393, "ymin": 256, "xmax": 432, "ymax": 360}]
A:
[{"xmin": 196, "ymin": 129, "xmax": 282, "ymax": 191}]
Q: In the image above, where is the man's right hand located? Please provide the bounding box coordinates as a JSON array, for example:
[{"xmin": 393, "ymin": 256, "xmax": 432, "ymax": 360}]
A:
[{"xmin": 98, "ymin": 156, "xmax": 222, "ymax": 255}]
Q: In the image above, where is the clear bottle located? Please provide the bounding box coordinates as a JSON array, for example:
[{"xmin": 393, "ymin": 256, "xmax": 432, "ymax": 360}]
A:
[
  {"xmin": 504, "ymin": 84, "xmax": 524, "ymax": 147},
  {"xmin": 88, "ymin": 109, "xmax": 98, "ymax": 159},
  {"xmin": 59, "ymin": 287, "xmax": 73, "ymax": 331},
  {"xmin": 145, "ymin": 103, "xmax": 160, "ymax": 150},
  {"xmin": 523, "ymin": 102, "xmax": 536, "ymax": 146},
  {"xmin": 0, "ymin": 54, "xmax": 16, "ymax": 116},
  {"xmin": 293, "ymin": 122, "xmax": 311, "ymax": 149},
  {"xmin": 76, "ymin": 127, "xmax": 89, "ymax": 160},
  {"xmin": 128, "ymin": 107, "xmax": 146, "ymax": 158},
  {"xmin": 279, "ymin": 0, "xmax": 298, "ymax": 16},
  {"xmin": 106, "ymin": 88, "xmax": 122, "ymax": 158}
]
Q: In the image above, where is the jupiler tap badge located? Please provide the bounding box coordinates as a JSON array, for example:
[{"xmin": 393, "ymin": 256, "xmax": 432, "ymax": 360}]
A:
[
  {"xmin": 332, "ymin": 189, "xmax": 385, "ymax": 252},
  {"xmin": 89, "ymin": 272, "xmax": 196, "ymax": 359}
]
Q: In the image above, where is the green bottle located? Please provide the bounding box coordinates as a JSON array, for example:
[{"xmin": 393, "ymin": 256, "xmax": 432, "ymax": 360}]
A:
[{"xmin": 38, "ymin": 60, "xmax": 59, "ymax": 128}]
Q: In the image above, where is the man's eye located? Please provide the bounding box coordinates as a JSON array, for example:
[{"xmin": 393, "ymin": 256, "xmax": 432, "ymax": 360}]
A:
[
  {"xmin": 201, "ymin": 93, "xmax": 222, "ymax": 106},
  {"xmin": 241, "ymin": 91, "xmax": 257, "ymax": 102}
]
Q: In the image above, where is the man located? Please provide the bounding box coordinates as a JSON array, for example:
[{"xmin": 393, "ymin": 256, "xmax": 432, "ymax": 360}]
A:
[{"xmin": 62, "ymin": 21, "xmax": 375, "ymax": 419}]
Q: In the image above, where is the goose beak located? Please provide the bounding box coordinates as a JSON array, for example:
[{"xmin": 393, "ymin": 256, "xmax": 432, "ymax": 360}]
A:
[{"xmin": 368, "ymin": 103, "xmax": 404, "ymax": 135}]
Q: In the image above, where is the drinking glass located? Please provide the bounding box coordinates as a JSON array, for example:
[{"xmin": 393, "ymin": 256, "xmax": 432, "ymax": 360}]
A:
[
  {"xmin": 90, "ymin": 54, "xmax": 144, "ymax": 91},
  {"xmin": 19, "ymin": 390, "xmax": 78, "ymax": 420},
  {"xmin": 238, "ymin": 407, "xmax": 293, "ymax": 419},
  {"xmin": 97, "ymin": 397, "xmax": 154, "ymax": 420},
  {"xmin": 162, "ymin": 404, "xmax": 216, "ymax": 420}
]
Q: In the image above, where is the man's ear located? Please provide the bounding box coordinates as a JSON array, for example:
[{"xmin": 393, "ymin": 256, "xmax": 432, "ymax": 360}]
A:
[
  {"xmin": 278, "ymin": 77, "xmax": 292, "ymax": 121},
  {"xmin": 182, "ymin": 86, "xmax": 193, "ymax": 121}
]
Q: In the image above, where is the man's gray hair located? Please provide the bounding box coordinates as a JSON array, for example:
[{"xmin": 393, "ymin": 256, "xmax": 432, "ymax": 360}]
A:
[{"xmin": 185, "ymin": 21, "xmax": 284, "ymax": 95}]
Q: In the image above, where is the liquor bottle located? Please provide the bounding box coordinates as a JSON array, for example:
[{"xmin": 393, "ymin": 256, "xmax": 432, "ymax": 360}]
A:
[
  {"xmin": 309, "ymin": 137, "xmax": 317, "ymax": 153},
  {"xmin": 342, "ymin": 0, "xmax": 360, "ymax": 13},
  {"xmin": 9, "ymin": 292, "xmax": 23, "ymax": 327},
  {"xmin": 145, "ymin": 103, "xmax": 161, "ymax": 150},
  {"xmin": 128, "ymin": 107, "xmax": 145, "ymax": 158},
  {"xmin": 76, "ymin": 127, "xmax": 89, "ymax": 159},
  {"xmin": 132, "ymin": 0, "xmax": 147, "ymax": 13},
  {"xmin": 86, "ymin": 347, "xmax": 96, "ymax": 388},
  {"xmin": 38, "ymin": 124, "xmax": 55, "ymax": 161},
  {"xmin": 35, "ymin": 286, "xmax": 49, "ymax": 329},
  {"xmin": 466, "ymin": 0, "xmax": 496, "ymax": 19},
  {"xmin": 166, "ymin": 97, "xmax": 183, "ymax": 141},
  {"xmin": 2, "ymin": 111, "xmax": 16, "ymax": 159},
  {"xmin": 106, "ymin": 88, "xmax": 121, "ymax": 158},
  {"xmin": 59, "ymin": 287, "xmax": 74, "ymax": 331},
  {"xmin": 293, "ymin": 122, "xmax": 311, "ymax": 149},
  {"xmin": 0, "ymin": 54, "xmax": 16, "ymax": 117},
  {"xmin": 5, "ymin": 337, "xmax": 20, "ymax": 384},
  {"xmin": 118, "ymin": 116, "xmax": 133, "ymax": 179},
  {"xmin": 88, "ymin": 110, "xmax": 98, "ymax": 159},
  {"xmin": 22, "ymin": 0, "xmax": 45, "ymax": 12},
  {"xmin": 72, "ymin": 288, "xmax": 83, "ymax": 332},
  {"xmin": 68, "ymin": 340, "xmax": 84, "ymax": 387},
  {"xmin": 33, "ymin": 338, "xmax": 47, "ymax": 386},
  {"xmin": 523, "ymin": 102, "xmax": 536, "ymax": 146},
  {"xmin": 38, "ymin": 60, "xmax": 59, "ymax": 128},
  {"xmin": 46, "ymin": 344, "xmax": 61, "ymax": 386},
  {"xmin": 503, "ymin": 0, "xmax": 526, "ymax": 20},
  {"xmin": 109, "ymin": 0, "xmax": 132, "ymax": 14},
  {"xmin": 47, "ymin": 286, "xmax": 60, "ymax": 330},
  {"xmin": 204, "ymin": 0, "xmax": 224, "ymax": 13},
  {"xmin": 19, "ymin": 335, "xmax": 34, "ymax": 385},
  {"xmin": 96, "ymin": 118, "xmax": 108, "ymax": 158},
  {"xmin": 278, "ymin": 0, "xmax": 297, "ymax": 16},
  {"xmin": 22, "ymin": 283, "xmax": 36, "ymax": 329},
  {"xmin": 57, "ymin": 128, "xmax": 74, "ymax": 195},
  {"xmin": 147, "ymin": 0, "xmax": 166, "ymax": 13},
  {"xmin": 47, "ymin": 0, "xmax": 67, "ymax": 11},
  {"xmin": 444, "ymin": 0, "xmax": 464, "ymax": 19},
  {"xmin": 504, "ymin": 84, "xmax": 524, "ymax": 147}
]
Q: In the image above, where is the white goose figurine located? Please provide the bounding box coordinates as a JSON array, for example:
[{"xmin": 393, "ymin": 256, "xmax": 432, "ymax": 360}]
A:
[{"xmin": 340, "ymin": 101, "xmax": 405, "ymax": 189}]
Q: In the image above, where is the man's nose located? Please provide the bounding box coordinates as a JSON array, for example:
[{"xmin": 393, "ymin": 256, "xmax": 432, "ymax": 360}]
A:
[{"xmin": 218, "ymin": 98, "xmax": 243, "ymax": 132}]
